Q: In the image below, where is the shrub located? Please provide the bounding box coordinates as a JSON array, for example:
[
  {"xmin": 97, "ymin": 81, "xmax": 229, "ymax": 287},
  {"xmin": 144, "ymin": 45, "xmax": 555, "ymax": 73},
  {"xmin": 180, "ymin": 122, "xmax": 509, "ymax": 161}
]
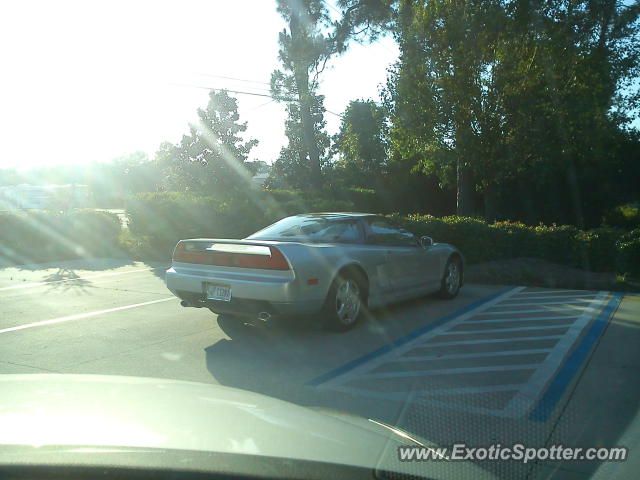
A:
[
  {"xmin": 400, "ymin": 214, "xmax": 635, "ymax": 277},
  {"xmin": 603, "ymin": 204, "xmax": 640, "ymax": 229},
  {"xmin": 616, "ymin": 229, "xmax": 640, "ymax": 277},
  {"xmin": 0, "ymin": 209, "xmax": 122, "ymax": 265},
  {"xmin": 576, "ymin": 227, "xmax": 625, "ymax": 272}
]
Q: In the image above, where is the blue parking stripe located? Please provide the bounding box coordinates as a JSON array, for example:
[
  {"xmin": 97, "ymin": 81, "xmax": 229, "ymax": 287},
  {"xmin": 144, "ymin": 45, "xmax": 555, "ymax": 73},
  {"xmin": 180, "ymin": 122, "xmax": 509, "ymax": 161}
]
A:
[
  {"xmin": 306, "ymin": 286, "xmax": 516, "ymax": 386},
  {"xmin": 528, "ymin": 293, "xmax": 623, "ymax": 422}
]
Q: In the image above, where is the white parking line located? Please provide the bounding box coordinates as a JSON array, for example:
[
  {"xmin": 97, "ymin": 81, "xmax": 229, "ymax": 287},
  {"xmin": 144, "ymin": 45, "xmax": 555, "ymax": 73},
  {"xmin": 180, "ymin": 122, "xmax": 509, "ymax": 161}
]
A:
[
  {"xmin": 425, "ymin": 335, "xmax": 564, "ymax": 347},
  {"xmin": 479, "ymin": 307, "xmax": 588, "ymax": 315},
  {"xmin": 493, "ymin": 299, "xmax": 595, "ymax": 307},
  {"xmin": 0, "ymin": 297, "xmax": 175, "ymax": 334},
  {"xmin": 465, "ymin": 315, "xmax": 580, "ymax": 324},
  {"xmin": 517, "ymin": 290, "xmax": 590, "ymax": 295},
  {"xmin": 505, "ymin": 294, "xmax": 597, "ymax": 301},
  {"xmin": 503, "ymin": 292, "xmax": 607, "ymax": 416},
  {"xmin": 0, "ymin": 268, "xmax": 153, "ymax": 292},
  {"xmin": 396, "ymin": 348, "xmax": 552, "ymax": 362},
  {"xmin": 361, "ymin": 364, "xmax": 540, "ymax": 380},
  {"xmin": 313, "ymin": 286, "xmax": 611, "ymax": 420},
  {"xmin": 442, "ymin": 325, "xmax": 570, "ymax": 335}
]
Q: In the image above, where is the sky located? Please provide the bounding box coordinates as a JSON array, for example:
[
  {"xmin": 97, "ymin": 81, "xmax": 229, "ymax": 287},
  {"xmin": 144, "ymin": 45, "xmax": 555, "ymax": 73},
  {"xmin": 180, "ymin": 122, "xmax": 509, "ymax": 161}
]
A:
[{"xmin": 0, "ymin": 0, "xmax": 399, "ymax": 170}]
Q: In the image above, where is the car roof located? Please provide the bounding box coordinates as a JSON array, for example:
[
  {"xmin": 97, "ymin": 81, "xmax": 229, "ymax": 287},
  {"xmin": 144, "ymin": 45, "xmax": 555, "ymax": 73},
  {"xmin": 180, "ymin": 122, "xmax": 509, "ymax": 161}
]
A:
[{"xmin": 293, "ymin": 212, "xmax": 376, "ymax": 218}]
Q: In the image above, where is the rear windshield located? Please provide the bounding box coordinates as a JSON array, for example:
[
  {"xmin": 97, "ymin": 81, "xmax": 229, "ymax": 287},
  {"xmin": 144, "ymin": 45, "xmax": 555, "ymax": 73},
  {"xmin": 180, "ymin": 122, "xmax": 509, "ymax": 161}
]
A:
[{"xmin": 248, "ymin": 216, "xmax": 363, "ymax": 244}]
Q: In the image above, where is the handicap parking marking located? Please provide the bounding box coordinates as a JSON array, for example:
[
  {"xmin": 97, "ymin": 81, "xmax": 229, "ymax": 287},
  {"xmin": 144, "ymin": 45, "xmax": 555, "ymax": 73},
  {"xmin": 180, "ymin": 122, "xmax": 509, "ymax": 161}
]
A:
[{"xmin": 309, "ymin": 287, "xmax": 615, "ymax": 420}]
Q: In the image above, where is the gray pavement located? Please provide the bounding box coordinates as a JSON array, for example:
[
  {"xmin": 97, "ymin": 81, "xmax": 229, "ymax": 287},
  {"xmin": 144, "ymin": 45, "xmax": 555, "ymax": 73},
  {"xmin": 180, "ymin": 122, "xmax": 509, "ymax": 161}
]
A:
[{"xmin": 0, "ymin": 258, "xmax": 638, "ymax": 479}]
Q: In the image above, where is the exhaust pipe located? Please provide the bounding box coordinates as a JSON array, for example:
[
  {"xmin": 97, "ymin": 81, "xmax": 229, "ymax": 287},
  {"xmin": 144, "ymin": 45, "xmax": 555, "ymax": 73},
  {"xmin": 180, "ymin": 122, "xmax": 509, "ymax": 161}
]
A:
[
  {"xmin": 180, "ymin": 300, "xmax": 192, "ymax": 308},
  {"xmin": 257, "ymin": 312, "xmax": 271, "ymax": 321}
]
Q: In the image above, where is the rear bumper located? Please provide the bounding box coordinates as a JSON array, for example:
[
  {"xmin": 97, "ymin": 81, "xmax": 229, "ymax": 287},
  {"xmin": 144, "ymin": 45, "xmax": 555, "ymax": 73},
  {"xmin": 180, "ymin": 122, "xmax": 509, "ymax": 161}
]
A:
[{"xmin": 165, "ymin": 267, "xmax": 324, "ymax": 316}]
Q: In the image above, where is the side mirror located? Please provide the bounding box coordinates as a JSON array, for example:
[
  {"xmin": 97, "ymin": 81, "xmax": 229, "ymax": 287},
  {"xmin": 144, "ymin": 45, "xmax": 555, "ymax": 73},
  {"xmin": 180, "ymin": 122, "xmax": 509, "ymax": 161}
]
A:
[{"xmin": 420, "ymin": 236, "xmax": 434, "ymax": 248}]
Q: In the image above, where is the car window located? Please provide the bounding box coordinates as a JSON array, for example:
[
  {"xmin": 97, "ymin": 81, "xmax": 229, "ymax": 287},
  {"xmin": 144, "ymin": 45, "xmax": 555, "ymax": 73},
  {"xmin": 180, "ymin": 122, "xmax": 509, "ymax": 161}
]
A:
[
  {"xmin": 249, "ymin": 216, "xmax": 364, "ymax": 244},
  {"xmin": 365, "ymin": 218, "xmax": 419, "ymax": 247}
]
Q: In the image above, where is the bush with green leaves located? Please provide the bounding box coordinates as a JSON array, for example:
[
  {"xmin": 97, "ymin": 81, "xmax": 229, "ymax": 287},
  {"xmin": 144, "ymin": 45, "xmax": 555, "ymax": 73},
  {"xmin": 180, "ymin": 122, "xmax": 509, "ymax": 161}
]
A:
[
  {"xmin": 0, "ymin": 209, "xmax": 122, "ymax": 265},
  {"xmin": 124, "ymin": 191, "xmax": 638, "ymax": 277},
  {"xmin": 603, "ymin": 204, "xmax": 640, "ymax": 229},
  {"xmin": 616, "ymin": 229, "xmax": 640, "ymax": 277}
]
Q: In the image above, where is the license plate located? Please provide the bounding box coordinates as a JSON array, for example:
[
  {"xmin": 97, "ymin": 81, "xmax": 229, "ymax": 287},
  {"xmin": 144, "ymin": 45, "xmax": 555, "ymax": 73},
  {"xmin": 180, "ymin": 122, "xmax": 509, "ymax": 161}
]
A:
[{"xmin": 205, "ymin": 284, "xmax": 231, "ymax": 302}]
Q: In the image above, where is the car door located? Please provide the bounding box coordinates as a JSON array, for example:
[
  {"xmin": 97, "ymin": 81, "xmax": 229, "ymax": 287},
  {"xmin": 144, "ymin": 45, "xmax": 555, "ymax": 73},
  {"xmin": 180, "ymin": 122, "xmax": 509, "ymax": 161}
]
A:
[{"xmin": 362, "ymin": 217, "xmax": 430, "ymax": 296}]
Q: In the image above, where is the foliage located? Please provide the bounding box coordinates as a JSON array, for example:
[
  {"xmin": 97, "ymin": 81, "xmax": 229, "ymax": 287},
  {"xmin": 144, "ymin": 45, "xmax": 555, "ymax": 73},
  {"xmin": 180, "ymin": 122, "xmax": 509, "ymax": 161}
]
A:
[
  {"xmin": 400, "ymin": 214, "xmax": 635, "ymax": 275},
  {"xmin": 603, "ymin": 204, "xmax": 640, "ymax": 229},
  {"xmin": 125, "ymin": 191, "xmax": 356, "ymax": 259},
  {"xmin": 0, "ymin": 210, "xmax": 122, "ymax": 265},
  {"xmin": 332, "ymin": 100, "xmax": 388, "ymax": 189},
  {"xmin": 159, "ymin": 90, "xmax": 258, "ymax": 199},
  {"xmin": 265, "ymin": 94, "xmax": 331, "ymax": 190},
  {"xmin": 616, "ymin": 229, "xmax": 640, "ymax": 277},
  {"xmin": 271, "ymin": 0, "xmax": 336, "ymax": 188},
  {"xmin": 376, "ymin": 0, "xmax": 640, "ymax": 221}
]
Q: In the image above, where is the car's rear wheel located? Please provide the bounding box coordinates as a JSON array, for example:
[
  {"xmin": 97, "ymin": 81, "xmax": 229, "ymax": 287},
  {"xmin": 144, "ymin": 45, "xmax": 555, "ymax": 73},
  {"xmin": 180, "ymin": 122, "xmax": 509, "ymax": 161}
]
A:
[
  {"xmin": 321, "ymin": 273, "xmax": 365, "ymax": 332},
  {"xmin": 438, "ymin": 257, "xmax": 462, "ymax": 299}
]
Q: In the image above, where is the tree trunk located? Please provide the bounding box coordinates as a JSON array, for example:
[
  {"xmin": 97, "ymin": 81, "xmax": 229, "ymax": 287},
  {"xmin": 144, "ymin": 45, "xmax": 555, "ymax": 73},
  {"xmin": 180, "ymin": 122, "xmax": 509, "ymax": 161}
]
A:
[
  {"xmin": 566, "ymin": 161, "xmax": 585, "ymax": 229},
  {"xmin": 483, "ymin": 183, "xmax": 499, "ymax": 222},
  {"xmin": 290, "ymin": 12, "xmax": 322, "ymax": 190},
  {"xmin": 457, "ymin": 159, "xmax": 475, "ymax": 216}
]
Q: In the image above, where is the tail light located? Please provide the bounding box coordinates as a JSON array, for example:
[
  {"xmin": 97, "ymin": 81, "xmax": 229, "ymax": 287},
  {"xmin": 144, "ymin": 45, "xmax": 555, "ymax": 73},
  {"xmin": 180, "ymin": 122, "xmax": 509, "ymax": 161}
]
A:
[{"xmin": 172, "ymin": 242, "xmax": 290, "ymax": 270}]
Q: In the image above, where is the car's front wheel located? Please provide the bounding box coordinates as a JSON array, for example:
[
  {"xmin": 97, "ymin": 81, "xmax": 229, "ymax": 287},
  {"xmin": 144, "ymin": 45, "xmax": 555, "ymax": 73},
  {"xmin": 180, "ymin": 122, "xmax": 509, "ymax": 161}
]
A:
[
  {"xmin": 438, "ymin": 257, "xmax": 462, "ymax": 299},
  {"xmin": 321, "ymin": 273, "xmax": 365, "ymax": 332}
]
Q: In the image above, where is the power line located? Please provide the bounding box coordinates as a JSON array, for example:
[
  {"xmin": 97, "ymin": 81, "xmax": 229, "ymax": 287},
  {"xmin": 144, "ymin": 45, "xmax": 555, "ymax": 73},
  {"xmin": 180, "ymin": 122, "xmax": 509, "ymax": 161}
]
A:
[
  {"xmin": 171, "ymin": 83, "xmax": 278, "ymax": 99},
  {"xmin": 322, "ymin": 0, "xmax": 341, "ymax": 16},
  {"xmin": 194, "ymin": 73, "xmax": 271, "ymax": 86},
  {"xmin": 172, "ymin": 82, "xmax": 342, "ymax": 116}
]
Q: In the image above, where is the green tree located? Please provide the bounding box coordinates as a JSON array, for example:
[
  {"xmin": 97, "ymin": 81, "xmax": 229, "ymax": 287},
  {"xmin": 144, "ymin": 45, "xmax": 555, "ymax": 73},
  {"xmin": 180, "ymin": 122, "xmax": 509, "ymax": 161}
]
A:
[
  {"xmin": 271, "ymin": 0, "xmax": 335, "ymax": 189},
  {"xmin": 161, "ymin": 90, "xmax": 258, "ymax": 198},
  {"xmin": 266, "ymin": 94, "xmax": 331, "ymax": 190},
  {"xmin": 332, "ymin": 100, "xmax": 388, "ymax": 188},
  {"xmin": 380, "ymin": 0, "xmax": 639, "ymax": 222}
]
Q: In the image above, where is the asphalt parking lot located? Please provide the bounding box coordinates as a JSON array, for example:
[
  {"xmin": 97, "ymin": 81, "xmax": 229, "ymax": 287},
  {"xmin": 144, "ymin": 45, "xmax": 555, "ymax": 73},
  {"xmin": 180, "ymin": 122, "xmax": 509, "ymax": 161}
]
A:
[{"xmin": 0, "ymin": 258, "xmax": 638, "ymax": 479}]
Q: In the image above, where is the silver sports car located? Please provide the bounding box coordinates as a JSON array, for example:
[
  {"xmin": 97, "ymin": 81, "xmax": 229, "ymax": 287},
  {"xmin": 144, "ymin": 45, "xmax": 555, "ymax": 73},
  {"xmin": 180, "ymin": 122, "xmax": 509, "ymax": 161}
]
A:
[{"xmin": 165, "ymin": 213, "xmax": 464, "ymax": 331}]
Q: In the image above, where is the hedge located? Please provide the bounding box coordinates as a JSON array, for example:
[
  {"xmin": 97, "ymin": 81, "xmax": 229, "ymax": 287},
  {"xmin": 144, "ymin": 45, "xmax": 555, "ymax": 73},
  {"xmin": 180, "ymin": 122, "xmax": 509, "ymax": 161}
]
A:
[
  {"xmin": 0, "ymin": 209, "xmax": 122, "ymax": 265},
  {"xmin": 401, "ymin": 214, "xmax": 637, "ymax": 276},
  {"xmin": 125, "ymin": 191, "xmax": 356, "ymax": 259},
  {"xmin": 125, "ymin": 191, "xmax": 638, "ymax": 277}
]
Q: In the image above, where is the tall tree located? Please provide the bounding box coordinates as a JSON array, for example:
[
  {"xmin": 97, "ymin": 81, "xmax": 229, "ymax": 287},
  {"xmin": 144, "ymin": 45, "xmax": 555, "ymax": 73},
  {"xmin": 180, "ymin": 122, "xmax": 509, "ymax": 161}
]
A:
[
  {"xmin": 380, "ymin": 0, "xmax": 639, "ymax": 222},
  {"xmin": 332, "ymin": 99, "xmax": 388, "ymax": 188},
  {"xmin": 272, "ymin": 0, "xmax": 335, "ymax": 189},
  {"xmin": 161, "ymin": 90, "xmax": 258, "ymax": 197},
  {"xmin": 266, "ymin": 92, "xmax": 331, "ymax": 189}
]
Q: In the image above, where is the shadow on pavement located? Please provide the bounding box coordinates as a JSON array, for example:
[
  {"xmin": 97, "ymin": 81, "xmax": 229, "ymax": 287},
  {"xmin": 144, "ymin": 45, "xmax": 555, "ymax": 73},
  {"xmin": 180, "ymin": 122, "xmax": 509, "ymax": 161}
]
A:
[
  {"xmin": 42, "ymin": 268, "xmax": 94, "ymax": 294},
  {"xmin": 4, "ymin": 257, "xmax": 135, "ymax": 272}
]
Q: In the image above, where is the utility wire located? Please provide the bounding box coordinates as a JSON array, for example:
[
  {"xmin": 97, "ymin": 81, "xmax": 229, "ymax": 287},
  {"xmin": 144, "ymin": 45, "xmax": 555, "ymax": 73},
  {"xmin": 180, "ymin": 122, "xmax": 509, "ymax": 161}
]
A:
[
  {"xmin": 193, "ymin": 73, "xmax": 272, "ymax": 86},
  {"xmin": 172, "ymin": 83, "xmax": 342, "ymax": 117},
  {"xmin": 322, "ymin": 0, "xmax": 342, "ymax": 16}
]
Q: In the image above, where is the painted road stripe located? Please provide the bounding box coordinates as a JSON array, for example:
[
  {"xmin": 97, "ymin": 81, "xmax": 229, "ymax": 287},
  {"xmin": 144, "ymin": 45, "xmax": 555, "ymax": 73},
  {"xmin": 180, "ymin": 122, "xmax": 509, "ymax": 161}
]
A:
[
  {"xmin": 424, "ymin": 335, "xmax": 564, "ymax": 347},
  {"xmin": 0, "ymin": 268, "xmax": 153, "ymax": 292},
  {"xmin": 306, "ymin": 286, "xmax": 520, "ymax": 386},
  {"xmin": 361, "ymin": 364, "xmax": 540, "ymax": 380},
  {"xmin": 465, "ymin": 315, "xmax": 580, "ymax": 324},
  {"xmin": 494, "ymin": 299, "xmax": 595, "ymax": 307},
  {"xmin": 442, "ymin": 325, "xmax": 570, "ymax": 335},
  {"xmin": 528, "ymin": 293, "xmax": 623, "ymax": 422},
  {"xmin": 0, "ymin": 297, "xmax": 175, "ymax": 334},
  {"xmin": 478, "ymin": 307, "xmax": 588, "ymax": 315},
  {"xmin": 418, "ymin": 384, "xmax": 525, "ymax": 396},
  {"xmin": 326, "ymin": 385, "xmax": 525, "ymax": 418},
  {"xmin": 393, "ymin": 348, "xmax": 552, "ymax": 362},
  {"xmin": 504, "ymin": 292, "xmax": 607, "ymax": 417},
  {"xmin": 504, "ymin": 294, "xmax": 597, "ymax": 301},
  {"xmin": 517, "ymin": 290, "xmax": 592, "ymax": 295}
]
